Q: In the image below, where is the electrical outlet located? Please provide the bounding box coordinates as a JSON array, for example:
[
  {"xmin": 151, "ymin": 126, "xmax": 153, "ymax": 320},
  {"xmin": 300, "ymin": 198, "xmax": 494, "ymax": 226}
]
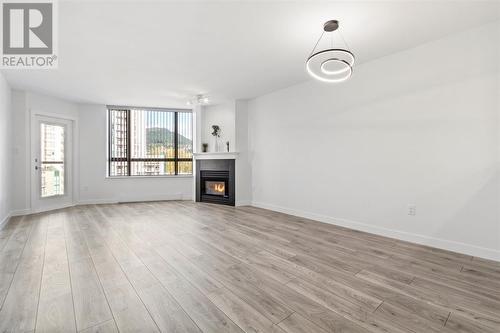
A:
[{"xmin": 408, "ymin": 204, "xmax": 416, "ymax": 216}]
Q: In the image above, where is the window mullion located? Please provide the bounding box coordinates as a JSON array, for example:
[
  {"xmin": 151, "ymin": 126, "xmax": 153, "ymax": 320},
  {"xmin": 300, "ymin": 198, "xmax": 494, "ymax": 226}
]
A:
[
  {"xmin": 174, "ymin": 111, "xmax": 178, "ymax": 175},
  {"xmin": 108, "ymin": 109, "xmax": 111, "ymax": 177},
  {"xmin": 127, "ymin": 109, "xmax": 131, "ymax": 176}
]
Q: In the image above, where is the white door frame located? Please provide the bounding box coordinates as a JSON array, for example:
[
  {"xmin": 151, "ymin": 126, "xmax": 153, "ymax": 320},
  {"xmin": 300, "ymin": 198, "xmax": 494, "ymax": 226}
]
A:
[{"xmin": 30, "ymin": 110, "xmax": 78, "ymax": 213}]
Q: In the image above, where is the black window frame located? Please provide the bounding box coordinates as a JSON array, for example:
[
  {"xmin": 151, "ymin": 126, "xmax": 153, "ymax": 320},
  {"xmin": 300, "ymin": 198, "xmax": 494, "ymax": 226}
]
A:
[{"xmin": 107, "ymin": 107, "xmax": 193, "ymax": 177}]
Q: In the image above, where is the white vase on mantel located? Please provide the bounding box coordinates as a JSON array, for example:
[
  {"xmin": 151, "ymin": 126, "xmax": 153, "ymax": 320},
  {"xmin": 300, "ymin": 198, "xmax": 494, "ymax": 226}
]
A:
[{"xmin": 212, "ymin": 136, "xmax": 220, "ymax": 152}]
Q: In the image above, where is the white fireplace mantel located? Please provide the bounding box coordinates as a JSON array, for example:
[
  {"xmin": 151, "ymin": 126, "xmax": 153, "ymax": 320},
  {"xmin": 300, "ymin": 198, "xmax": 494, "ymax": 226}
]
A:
[{"xmin": 193, "ymin": 152, "xmax": 239, "ymax": 160}]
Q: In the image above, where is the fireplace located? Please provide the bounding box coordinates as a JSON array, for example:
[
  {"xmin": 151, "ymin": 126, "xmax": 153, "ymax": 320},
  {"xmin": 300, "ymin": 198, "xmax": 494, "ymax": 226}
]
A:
[{"xmin": 196, "ymin": 159, "xmax": 235, "ymax": 206}]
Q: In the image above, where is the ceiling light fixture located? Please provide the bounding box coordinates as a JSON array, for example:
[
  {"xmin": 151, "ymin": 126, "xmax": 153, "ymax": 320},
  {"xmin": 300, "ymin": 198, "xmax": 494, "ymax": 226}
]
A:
[
  {"xmin": 187, "ymin": 94, "xmax": 210, "ymax": 106},
  {"xmin": 306, "ymin": 20, "xmax": 355, "ymax": 83}
]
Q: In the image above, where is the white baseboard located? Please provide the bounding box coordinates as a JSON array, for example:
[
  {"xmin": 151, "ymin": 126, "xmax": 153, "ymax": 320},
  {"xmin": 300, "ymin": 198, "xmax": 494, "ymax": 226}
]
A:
[
  {"xmin": 181, "ymin": 193, "xmax": 194, "ymax": 201},
  {"xmin": 31, "ymin": 203, "xmax": 76, "ymax": 214},
  {"xmin": 11, "ymin": 204, "xmax": 78, "ymax": 216},
  {"xmin": 236, "ymin": 200, "xmax": 252, "ymax": 207},
  {"xmin": 77, "ymin": 199, "xmax": 118, "ymax": 205},
  {"xmin": 0, "ymin": 212, "xmax": 12, "ymax": 229},
  {"xmin": 12, "ymin": 195, "xmax": 192, "ymax": 216},
  {"xmin": 11, "ymin": 209, "xmax": 31, "ymax": 217},
  {"xmin": 78, "ymin": 194, "xmax": 192, "ymax": 205},
  {"xmin": 251, "ymin": 201, "xmax": 500, "ymax": 262},
  {"xmin": 116, "ymin": 193, "xmax": 190, "ymax": 203}
]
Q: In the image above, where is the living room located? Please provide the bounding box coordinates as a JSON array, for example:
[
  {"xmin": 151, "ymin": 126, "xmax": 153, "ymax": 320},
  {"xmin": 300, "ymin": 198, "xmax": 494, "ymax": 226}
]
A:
[{"xmin": 0, "ymin": 1, "xmax": 499, "ymax": 332}]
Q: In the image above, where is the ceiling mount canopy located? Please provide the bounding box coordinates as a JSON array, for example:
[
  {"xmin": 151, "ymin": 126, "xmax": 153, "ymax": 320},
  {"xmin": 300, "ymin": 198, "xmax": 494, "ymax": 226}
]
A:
[
  {"xmin": 187, "ymin": 94, "xmax": 210, "ymax": 106},
  {"xmin": 306, "ymin": 20, "xmax": 355, "ymax": 83}
]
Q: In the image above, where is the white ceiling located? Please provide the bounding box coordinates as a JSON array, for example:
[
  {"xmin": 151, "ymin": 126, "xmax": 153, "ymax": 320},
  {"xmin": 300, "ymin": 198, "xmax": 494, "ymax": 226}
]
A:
[{"xmin": 2, "ymin": 1, "xmax": 500, "ymax": 107}]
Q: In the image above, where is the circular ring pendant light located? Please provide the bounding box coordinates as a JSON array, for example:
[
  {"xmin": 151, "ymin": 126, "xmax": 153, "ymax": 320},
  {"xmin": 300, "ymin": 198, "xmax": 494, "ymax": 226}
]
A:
[{"xmin": 306, "ymin": 20, "xmax": 355, "ymax": 83}]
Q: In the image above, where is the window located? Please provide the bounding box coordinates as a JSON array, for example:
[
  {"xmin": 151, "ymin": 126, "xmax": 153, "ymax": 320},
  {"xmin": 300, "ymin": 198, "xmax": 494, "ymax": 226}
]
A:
[
  {"xmin": 40, "ymin": 123, "xmax": 65, "ymax": 196},
  {"xmin": 108, "ymin": 107, "xmax": 193, "ymax": 177}
]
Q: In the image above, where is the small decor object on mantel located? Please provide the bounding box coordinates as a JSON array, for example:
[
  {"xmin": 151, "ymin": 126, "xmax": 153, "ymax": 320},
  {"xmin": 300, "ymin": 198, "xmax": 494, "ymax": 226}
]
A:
[
  {"xmin": 202, "ymin": 143, "xmax": 208, "ymax": 153},
  {"xmin": 226, "ymin": 141, "xmax": 230, "ymax": 152},
  {"xmin": 211, "ymin": 125, "xmax": 221, "ymax": 152}
]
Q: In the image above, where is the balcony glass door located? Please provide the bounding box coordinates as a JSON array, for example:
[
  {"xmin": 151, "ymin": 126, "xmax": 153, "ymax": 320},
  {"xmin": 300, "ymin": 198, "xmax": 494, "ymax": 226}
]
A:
[{"xmin": 32, "ymin": 115, "xmax": 73, "ymax": 212}]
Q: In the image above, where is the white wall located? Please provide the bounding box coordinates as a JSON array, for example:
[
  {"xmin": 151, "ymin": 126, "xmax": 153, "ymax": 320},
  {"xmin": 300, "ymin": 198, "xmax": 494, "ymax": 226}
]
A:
[
  {"xmin": 11, "ymin": 91, "xmax": 28, "ymax": 214},
  {"xmin": 248, "ymin": 22, "xmax": 500, "ymax": 260},
  {"xmin": 201, "ymin": 102, "xmax": 236, "ymax": 152},
  {"xmin": 235, "ymin": 100, "xmax": 252, "ymax": 205},
  {"xmin": 0, "ymin": 73, "xmax": 13, "ymax": 225},
  {"xmin": 78, "ymin": 104, "xmax": 192, "ymax": 204},
  {"xmin": 12, "ymin": 91, "xmax": 79, "ymax": 214}
]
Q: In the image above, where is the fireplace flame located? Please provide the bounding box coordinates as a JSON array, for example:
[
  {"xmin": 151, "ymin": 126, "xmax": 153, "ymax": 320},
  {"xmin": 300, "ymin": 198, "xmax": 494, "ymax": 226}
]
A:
[
  {"xmin": 206, "ymin": 181, "xmax": 226, "ymax": 196},
  {"xmin": 214, "ymin": 183, "xmax": 225, "ymax": 193}
]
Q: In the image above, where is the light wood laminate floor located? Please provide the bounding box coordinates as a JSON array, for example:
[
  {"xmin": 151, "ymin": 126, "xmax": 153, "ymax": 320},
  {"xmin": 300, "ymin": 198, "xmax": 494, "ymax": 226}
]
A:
[{"xmin": 1, "ymin": 201, "xmax": 499, "ymax": 333}]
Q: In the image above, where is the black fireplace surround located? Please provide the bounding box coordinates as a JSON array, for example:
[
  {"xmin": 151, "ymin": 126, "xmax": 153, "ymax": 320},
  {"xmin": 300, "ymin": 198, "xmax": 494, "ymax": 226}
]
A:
[{"xmin": 196, "ymin": 159, "xmax": 235, "ymax": 206}]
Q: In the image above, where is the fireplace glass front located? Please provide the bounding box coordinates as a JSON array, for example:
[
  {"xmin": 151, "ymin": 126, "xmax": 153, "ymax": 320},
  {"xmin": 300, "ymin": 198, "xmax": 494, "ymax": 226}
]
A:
[{"xmin": 205, "ymin": 181, "xmax": 226, "ymax": 196}]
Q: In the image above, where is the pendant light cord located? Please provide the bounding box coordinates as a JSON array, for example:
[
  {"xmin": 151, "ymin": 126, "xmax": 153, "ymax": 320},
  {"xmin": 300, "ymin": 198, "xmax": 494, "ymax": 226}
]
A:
[
  {"xmin": 338, "ymin": 30, "xmax": 351, "ymax": 51},
  {"xmin": 309, "ymin": 31, "xmax": 325, "ymax": 57},
  {"xmin": 309, "ymin": 29, "xmax": 352, "ymax": 57}
]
